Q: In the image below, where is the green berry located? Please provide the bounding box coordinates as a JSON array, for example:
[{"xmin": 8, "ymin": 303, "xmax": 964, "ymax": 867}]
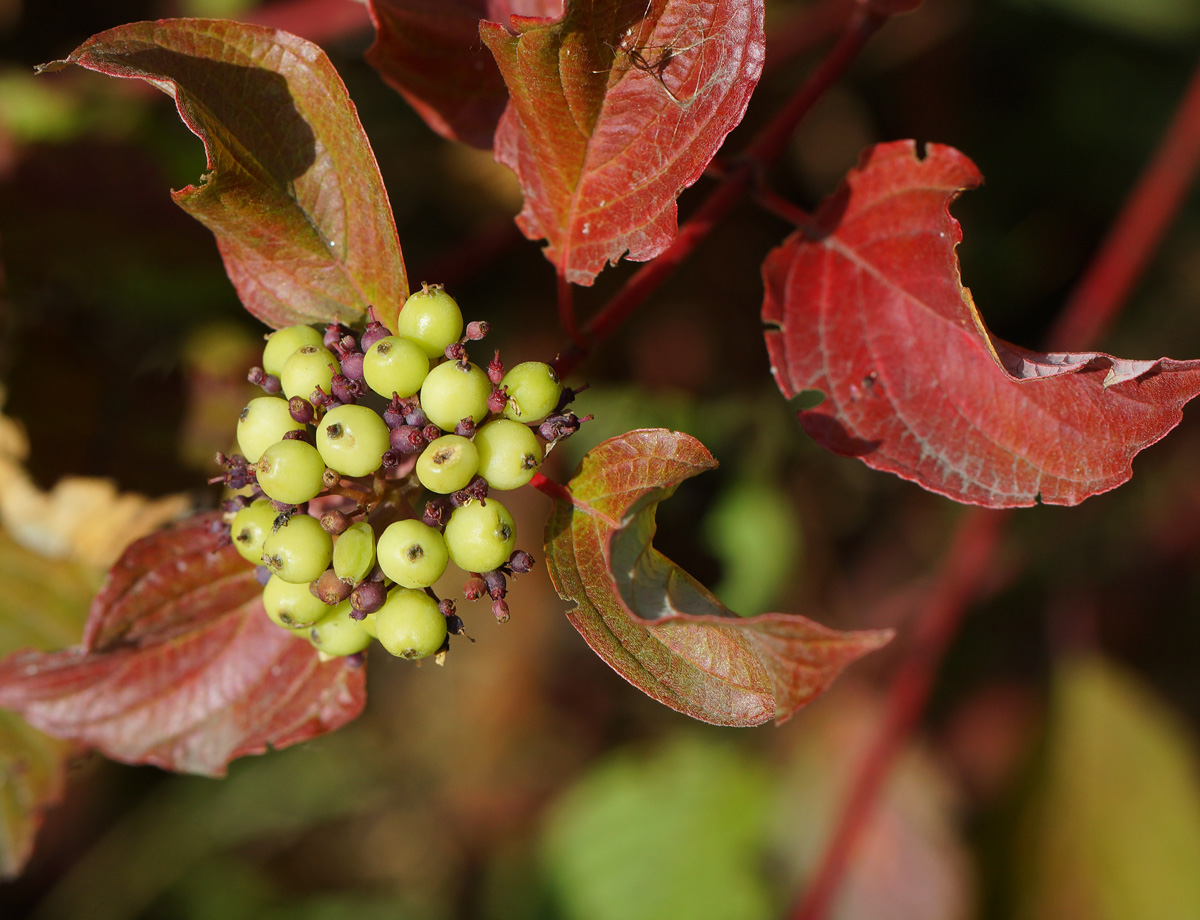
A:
[
  {"xmin": 316, "ymin": 404, "xmax": 391, "ymax": 477},
  {"xmin": 262, "ymin": 324, "xmax": 323, "ymax": 377},
  {"xmin": 237, "ymin": 396, "xmax": 306, "ymax": 463},
  {"xmin": 360, "ymin": 612, "xmax": 378, "ymax": 639},
  {"xmin": 395, "ymin": 285, "xmax": 463, "ymax": 359},
  {"xmin": 420, "ymin": 360, "xmax": 491, "ymax": 431},
  {"xmin": 263, "ymin": 574, "xmax": 333, "ymax": 629},
  {"xmin": 262, "ymin": 513, "xmax": 334, "ymax": 584},
  {"xmin": 230, "ymin": 499, "xmax": 278, "ymax": 565},
  {"xmin": 444, "ymin": 498, "xmax": 516, "ymax": 573},
  {"xmin": 473, "ymin": 419, "xmax": 543, "ymax": 490},
  {"xmin": 308, "ymin": 601, "xmax": 373, "ymax": 657},
  {"xmin": 362, "ymin": 336, "xmax": 430, "ymax": 399},
  {"xmin": 377, "ymin": 519, "xmax": 449, "ymax": 588},
  {"xmin": 415, "ymin": 434, "xmax": 479, "ymax": 494},
  {"xmin": 501, "ymin": 362, "xmax": 562, "ymax": 423},
  {"xmin": 255, "ymin": 439, "xmax": 327, "ymax": 505},
  {"xmin": 280, "ymin": 344, "xmax": 338, "ymax": 401},
  {"xmin": 332, "ymin": 521, "xmax": 377, "ymax": 585},
  {"xmin": 374, "ymin": 588, "xmax": 448, "ymax": 659}
]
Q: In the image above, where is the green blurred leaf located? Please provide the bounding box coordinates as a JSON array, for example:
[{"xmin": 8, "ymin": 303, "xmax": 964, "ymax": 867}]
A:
[
  {"xmin": 702, "ymin": 474, "xmax": 802, "ymax": 617},
  {"xmin": 1015, "ymin": 0, "xmax": 1200, "ymax": 41},
  {"xmin": 542, "ymin": 734, "xmax": 774, "ymax": 920},
  {"xmin": 0, "ymin": 710, "xmax": 71, "ymax": 880},
  {"xmin": 1016, "ymin": 656, "xmax": 1200, "ymax": 920}
]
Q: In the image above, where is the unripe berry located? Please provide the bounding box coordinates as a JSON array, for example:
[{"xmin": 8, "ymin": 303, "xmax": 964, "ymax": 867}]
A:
[
  {"xmin": 501, "ymin": 362, "xmax": 563, "ymax": 423},
  {"xmin": 230, "ymin": 499, "xmax": 278, "ymax": 565},
  {"xmin": 264, "ymin": 574, "xmax": 333, "ymax": 629},
  {"xmin": 262, "ymin": 513, "xmax": 334, "ymax": 585},
  {"xmin": 316, "ymin": 404, "xmax": 391, "ymax": 477},
  {"xmin": 444, "ymin": 499, "xmax": 517, "ymax": 574},
  {"xmin": 419, "ymin": 360, "xmax": 491, "ymax": 431},
  {"xmin": 262, "ymin": 325, "xmax": 324, "ymax": 377},
  {"xmin": 237, "ymin": 396, "xmax": 306, "ymax": 463},
  {"xmin": 473, "ymin": 419, "xmax": 543, "ymax": 490},
  {"xmin": 281, "ymin": 344, "xmax": 339, "ymax": 401},
  {"xmin": 332, "ymin": 521, "xmax": 377, "ymax": 585},
  {"xmin": 308, "ymin": 601, "xmax": 373, "ymax": 657},
  {"xmin": 374, "ymin": 588, "xmax": 448, "ymax": 659},
  {"xmin": 377, "ymin": 519, "xmax": 449, "ymax": 588},
  {"xmin": 395, "ymin": 284, "xmax": 463, "ymax": 359},
  {"xmin": 416, "ymin": 434, "xmax": 479, "ymax": 494},
  {"xmin": 361, "ymin": 335, "xmax": 429, "ymax": 399},
  {"xmin": 255, "ymin": 439, "xmax": 327, "ymax": 505}
]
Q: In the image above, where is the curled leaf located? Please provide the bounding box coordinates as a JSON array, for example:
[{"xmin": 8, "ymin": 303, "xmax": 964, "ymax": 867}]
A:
[
  {"xmin": 762, "ymin": 140, "xmax": 1200, "ymax": 508},
  {"xmin": 0, "ymin": 513, "xmax": 365, "ymax": 776},
  {"xmin": 482, "ymin": 0, "xmax": 765, "ymax": 284},
  {"xmin": 38, "ymin": 19, "xmax": 407, "ymax": 329},
  {"xmin": 544, "ymin": 429, "xmax": 891, "ymax": 725}
]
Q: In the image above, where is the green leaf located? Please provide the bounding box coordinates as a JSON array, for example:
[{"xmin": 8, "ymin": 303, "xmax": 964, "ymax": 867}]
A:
[
  {"xmin": 38, "ymin": 20, "xmax": 408, "ymax": 329},
  {"xmin": 543, "ymin": 429, "xmax": 891, "ymax": 725},
  {"xmin": 542, "ymin": 734, "xmax": 774, "ymax": 920},
  {"xmin": 1016, "ymin": 656, "xmax": 1200, "ymax": 920}
]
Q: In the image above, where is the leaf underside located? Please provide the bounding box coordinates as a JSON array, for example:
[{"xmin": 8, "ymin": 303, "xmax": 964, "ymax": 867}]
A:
[
  {"xmin": 38, "ymin": 19, "xmax": 407, "ymax": 330},
  {"xmin": 763, "ymin": 140, "xmax": 1200, "ymax": 508},
  {"xmin": 0, "ymin": 513, "xmax": 365, "ymax": 777},
  {"xmin": 544, "ymin": 429, "xmax": 891, "ymax": 726},
  {"xmin": 482, "ymin": 0, "xmax": 765, "ymax": 285}
]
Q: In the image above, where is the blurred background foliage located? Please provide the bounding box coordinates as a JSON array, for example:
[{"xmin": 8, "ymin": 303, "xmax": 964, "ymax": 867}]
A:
[{"xmin": 3, "ymin": 0, "xmax": 1200, "ymax": 917}]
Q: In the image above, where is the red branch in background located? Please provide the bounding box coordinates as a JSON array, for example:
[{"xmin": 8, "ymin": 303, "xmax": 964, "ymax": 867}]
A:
[
  {"xmin": 789, "ymin": 52, "xmax": 1200, "ymax": 920},
  {"xmin": 554, "ymin": 1, "xmax": 887, "ymax": 379}
]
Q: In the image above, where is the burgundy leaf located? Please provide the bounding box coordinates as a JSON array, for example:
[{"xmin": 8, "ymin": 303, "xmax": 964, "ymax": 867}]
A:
[
  {"xmin": 37, "ymin": 20, "xmax": 407, "ymax": 330},
  {"xmin": 481, "ymin": 0, "xmax": 765, "ymax": 285},
  {"xmin": 0, "ymin": 513, "xmax": 365, "ymax": 776},
  {"xmin": 544, "ymin": 429, "xmax": 891, "ymax": 725},
  {"xmin": 366, "ymin": 0, "xmax": 563, "ymax": 148},
  {"xmin": 762, "ymin": 140, "xmax": 1200, "ymax": 508}
]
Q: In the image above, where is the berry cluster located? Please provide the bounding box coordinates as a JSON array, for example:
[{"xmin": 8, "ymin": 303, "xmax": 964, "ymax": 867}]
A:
[{"xmin": 215, "ymin": 284, "xmax": 588, "ymax": 664}]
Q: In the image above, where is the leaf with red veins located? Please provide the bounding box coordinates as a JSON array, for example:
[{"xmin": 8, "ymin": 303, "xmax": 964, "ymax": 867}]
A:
[
  {"xmin": 544, "ymin": 429, "xmax": 891, "ymax": 726},
  {"xmin": 482, "ymin": 0, "xmax": 765, "ymax": 285},
  {"xmin": 366, "ymin": 0, "xmax": 563, "ymax": 149},
  {"xmin": 763, "ymin": 140, "xmax": 1200, "ymax": 508},
  {"xmin": 0, "ymin": 513, "xmax": 365, "ymax": 777},
  {"xmin": 37, "ymin": 19, "xmax": 407, "ymax": 330}
]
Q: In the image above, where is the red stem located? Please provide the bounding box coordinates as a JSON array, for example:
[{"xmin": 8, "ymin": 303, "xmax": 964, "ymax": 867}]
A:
[
  {"xmin": 790, "ymin": 54, "xmax": 1200, "ymax": 920},
  {"xmin": 1047, "ymin": 56, "xmax": 1200, "ymax": 352},
  {"xmin": 555, "ymin": 3, "xmax": 886, "ymax": 379}
]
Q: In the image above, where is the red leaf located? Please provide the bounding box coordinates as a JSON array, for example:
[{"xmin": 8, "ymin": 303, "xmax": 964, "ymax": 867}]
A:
[
  {"xmin": 366, "ymin": 0, "xmax": 563, "ymax": 148},
  {"xmin": 481, "ymin": 0, "xmax": 765, "ymax": 285},
  {"xmin": 543, "ymin": 429, "xmax": 891, "ymax": 725},
  {"xmin": 762, "ymin": 140, "xmax": 1200, "ymax": 508},
  {"xmin": 0, "ymin": 513, "xmax": 365, "ymax": 777},
  {"xmin": 37, "ymin": 20, "xmax": 407, "ymax": 330}
]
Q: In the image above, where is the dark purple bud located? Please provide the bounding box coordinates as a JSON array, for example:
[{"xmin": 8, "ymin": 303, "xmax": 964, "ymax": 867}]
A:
[
  {"xmin": 422, "ymin": 423, "xmax": 442, "ymax": 443},
  {"xmin": 445, "ymin": 613, "xmax": 469, "ymax": 638},
  {"xmin": 463, "ymin": 574, "xmax": 486, "ymax": 601},
  {"xmin": 339, "ymin": 351, "xmax": 365, "ymax": 381},
  {"xmin": 323, "ymin": 322, "xmax": 353, "ymax": 350},
  {"xmin": 344, "ymin": 651, "xmax": 366, "ymax": 668},
  {"xmin": 487, "ymin": 385, "xmax": 508, "ymax": 414},
  {"xmin": 282, "ymin": 428, "xmax": 310, "ymax": 443},
  {"xmin": 390, "ymin": 424, "xmax": 427, "ymax": 454},
  {"xmin": 405, "ymin": 407, "xmax": 427, "ymax": 428},
  {"xmin": 438, "ymin": 597, "xmax": 457, "ymax": 618},
  {"xmin": 487, "ymin": 350, "xmax": 504, "ymax": 386},
  {"xmin": 491, "ymin": 597, "xmax": 510, "ymax": 623},
  {"xmin": 483, "ymin": 569, "xmax": 507, "ymax": 600},
  {"xmin": 289, "ymin": 396, "xmax": 315, "ymax": 424},
  {"xmin": 351, "ymin": 579, "xmax": 387, "ymax": 615},
  {"xmin": 247, "ymin": 366, "xmax": 283, "ymax": 394},
  {"xmin": 454, "ymin": 416, "xmax": 476, "ymax": 438},
  {"xmin": 444, "ymin": 341, "xmax": 467, "ymax": 364},
  {"xmin": 538, "ymin": 412, "xmax": 592, "ymax": 443},
  {"xmin": 310, "ymin": 386, "xmax": 336, "ymax": 410},
  {"xmin": 320, "ymin": 509, "xmax": 351, "ymax": 535},
  {"xmin": 254, "ymin": 565, "xmax": 272, "ymax": 586},
  {"xmin": 360, "ymin": 305, "xmax": 393, "ymax": 351},
  {"xmin": 450, "ymin": 475, "xmax": 489, "ymax": 508},
  {"xmin": 311, "ymin": 568, "xmax": 353, "ymax": 605},
  {"xmin": 508, "ymin": 550, "xmax": 534, "ymax": 574},
  {"xmin": 466, "ymin": 320, "xmax": 489, "ymax": 341},
  {"xmin": 330, "ymin": 374, "xmax": 358, "ymax": 405},
  {"xmin": 380, "ymin": 448, "xmax": 402, "ymax": 469},
  {"xmin": 222, "ymin": 495, "xmax": 251, "ymax": 514},
  {"xmin": 423, "ymin": 497, "xmax": 452, "ymax": 529}
]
